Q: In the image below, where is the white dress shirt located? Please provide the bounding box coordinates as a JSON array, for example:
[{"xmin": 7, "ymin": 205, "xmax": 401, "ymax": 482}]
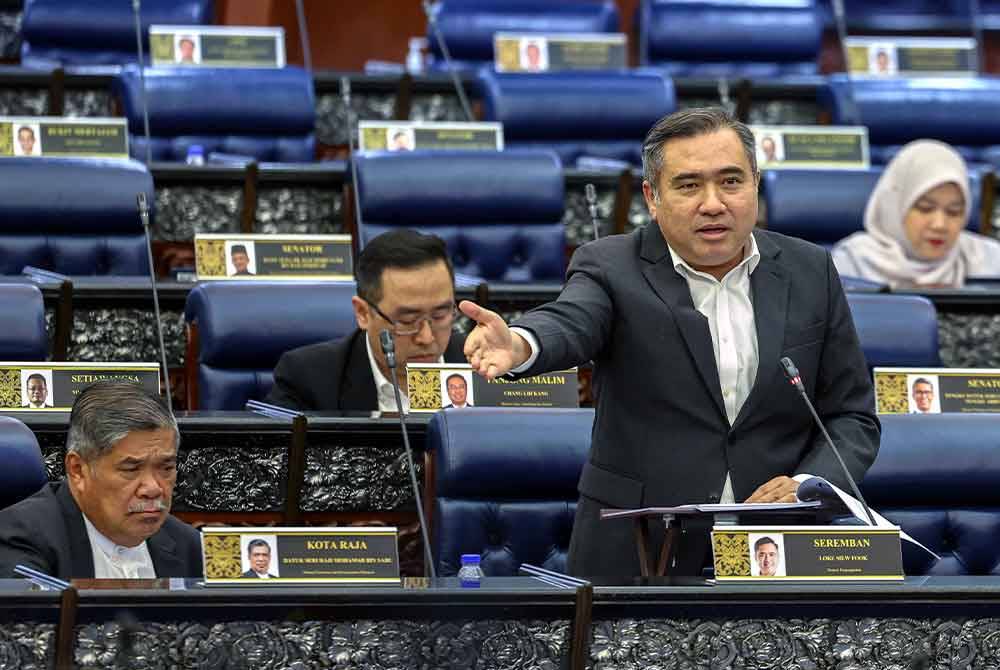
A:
[
  {"xmin": 83, "ymin": 516, "xmax": 156, "ymax": 579},
  {"xmin": 365, "ymin": 332, "xmax": 444, "ymax": 413}
]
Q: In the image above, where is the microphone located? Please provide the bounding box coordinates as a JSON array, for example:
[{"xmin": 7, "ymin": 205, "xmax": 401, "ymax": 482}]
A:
[
  {"xmin": 779, "ymin": 356, "xmax": 876, "ymax": 526},
  {"xmin": 421, "ymin": 0, "xmax": 474, "ymax": 122},
  {"xmin": 379, "ymin": 329, "xmax": 437, "ymax": 578},
  {"xmin": 585, "ymin": 183, "xmax": 601, "ymax": 241},
  {"xmin": 293, "ymin": 0, "xmax": 313, "ymax": 72},
  {"xmin": 131, "ymin": 0, "xmax": 153, "ymax": 165},
  {"xmin": 138, "ymin": 192, "xmax": 173, "ymax": 413},
  {"xmin": 342, "ymin": 77, "xmax": 365, "ymax": 236}
]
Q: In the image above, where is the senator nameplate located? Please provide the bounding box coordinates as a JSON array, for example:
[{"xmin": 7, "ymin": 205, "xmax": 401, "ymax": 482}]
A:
[
  {"xmin": 201, "ymin": 526, "xmax": 400, "ymax": 585},
  {"xmin": 359, "ymin": 121, "xmax": 504, "ymax": 152},
  {"xmin": 874, "ymin": 367, "xmax": 1000, "ymax": 414},
  {"xmin": 494, "ymin": 32, "xmax": 627, "ymax": 72},
  {"xmin": 150, "ymin": 25, "xmax": 286, "ymax": 68},
  {"xmin": 406, "ymin": 363, "xmax": 578, "ymax": 413},
  {"xmin": 0, "ymin": 116, "xmax": 128, "ymax": 158},
  {"xmin": 751, "ymin": 125, "xmax": 870, "ymax": 169},
  {"xmin": 195, "ymin": 234, "xmax": 353, "ymax": 280},
  {"xmin": 712, "ymin": 525, "xmax": 903, "ymax": 581},
  {"xmin": 0, "ymin": 362, "xmax": 160, "ymax": 412},
  {"xmin": 845, "ymin": 37, "xmax": 977, "ymax": 77}
]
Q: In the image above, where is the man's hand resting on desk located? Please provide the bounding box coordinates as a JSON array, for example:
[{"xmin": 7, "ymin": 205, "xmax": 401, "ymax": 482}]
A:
[
  {"xmin": 460, "ymin": 301, "xmax": 530, "ymax": 380},
  {"xmin": 745, "ymin": 476, "xmax": 799, "ymax": 503}
]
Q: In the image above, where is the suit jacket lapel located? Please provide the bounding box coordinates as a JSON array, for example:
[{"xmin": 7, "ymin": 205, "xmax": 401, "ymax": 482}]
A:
[
  {"xmin": 55, "ymin": 483, "xmax": 96, "ymax": 578},
  {"xmin": 339, "ymin": 330, "xmax": 379, "ymax": 411},
  {"xmin": 147, "ymin": 525, "xmax": 184, "ymax": 577}
]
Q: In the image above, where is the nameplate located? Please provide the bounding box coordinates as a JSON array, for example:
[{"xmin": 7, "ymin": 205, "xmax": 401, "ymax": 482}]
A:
[
  {"xmin": 494, "ymin": 33, "xmax": 627, "ymax": 72},
  {"xmin": 0, "ymin": 116, "xmax": 128, "ymax": 158},
  {"xmin": 0, "ymin": 362, "xmax": 160, "ymax": 412},
  {"xmin": 751, "ymin": 125, "xmax": 870, "ymax": 169},
  {"xmin": 873, "ymin": 366, "xmax": 1000, "ymax": 414},
  {"xmin": 845, "ymin": 37, "xmax": 977, "ymax": 77},
  {"xmin": 194, "ymin": 234, "xmax": 353, "ymax": 280},
  {"xmin": 202, "ymin": 526, "xmax": 399, "ymax": 585},
  {"xmin": 406, "ymin": 363, "xmax": 579, "ymax": 413},
  {"xmin": 712, "ymin": 525, "xmax": 903, "ymax": 581},
  {"xmin": 150, "ymin": 25, "xmax": 286, "ymax": 68},
  {"xmin": 358, "ymin": 121, "xmax": 504, "ymax": 152}
]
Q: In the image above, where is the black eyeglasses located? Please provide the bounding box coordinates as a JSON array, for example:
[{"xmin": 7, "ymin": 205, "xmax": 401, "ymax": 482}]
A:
[{"xmin": 364, "ymin": 298, "xmax": 458, "ymax": 337}]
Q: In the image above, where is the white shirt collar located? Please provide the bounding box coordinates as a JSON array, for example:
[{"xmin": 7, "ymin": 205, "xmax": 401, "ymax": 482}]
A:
[
  {"xmin": 667, "ymin": 232, "xmax": 761, "ymax": 281},
  {"xmin": 364, "ymin": 331, "xmax": 445, "ymax": 413},
  {"xmin": 83, "ymin": 515, "xmax": 155, "ymax": 578}
]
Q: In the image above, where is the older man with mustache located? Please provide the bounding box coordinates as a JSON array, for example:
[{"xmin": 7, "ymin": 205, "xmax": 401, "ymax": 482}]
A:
[{"xmin": 0, "ymin": 381, "xmax": 202, "ymax": 579}]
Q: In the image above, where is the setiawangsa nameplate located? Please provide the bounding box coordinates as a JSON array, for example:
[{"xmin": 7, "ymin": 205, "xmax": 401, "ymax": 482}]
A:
[
  {"xmin": 405, "ymin": 363, "xmax": 578, "ymax": 413},
  {"xmin": 0, "ymin": 362, "xmax": 160, "ymax": 412}
]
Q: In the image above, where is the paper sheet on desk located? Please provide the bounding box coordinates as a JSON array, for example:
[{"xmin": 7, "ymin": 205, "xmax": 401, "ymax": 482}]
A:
[{"xmin": 793, "ymin": 474, "xmax": 940, "ymax": 561}]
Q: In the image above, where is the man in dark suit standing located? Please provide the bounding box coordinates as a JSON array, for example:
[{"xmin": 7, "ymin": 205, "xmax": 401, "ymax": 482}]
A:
[
  {"xmin": 0, "ymin": 381, "xmax": 203, "ymax": 579},
  {"xmin": 460, "ymin": 107, "xmax": 880, "ymax": 577},
  {"xmin": 266, "ymin": 230, "xmax": 466, "ymax": 412}
]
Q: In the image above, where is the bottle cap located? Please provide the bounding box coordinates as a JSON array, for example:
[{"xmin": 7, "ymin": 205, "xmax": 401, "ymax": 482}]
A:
[{"xmin": 460, "ymin": 553, "xmax": 481, "ymax": 563}]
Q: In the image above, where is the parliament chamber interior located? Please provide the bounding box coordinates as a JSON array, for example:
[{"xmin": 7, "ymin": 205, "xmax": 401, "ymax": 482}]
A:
[{"xmin": 1, "ymin": 0, "xmax": 1000, "ymax": 668}]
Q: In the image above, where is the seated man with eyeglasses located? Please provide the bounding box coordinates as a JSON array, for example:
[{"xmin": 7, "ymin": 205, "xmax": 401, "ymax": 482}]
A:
[{"xmin": 265, "ymin": 230, "xmax": 466, "ymax": 412}]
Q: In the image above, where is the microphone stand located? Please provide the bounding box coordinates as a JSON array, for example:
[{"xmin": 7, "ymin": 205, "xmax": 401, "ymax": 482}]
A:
[
  {"xmin": 131, "ymin": 0, "xmax": 153, "ymax": 165},
  {"xmin": 138, "ymin": 193, "xmax": 173, "ymax": 412},
  {"xmin": 422, "ymin": 0, "xmax": 474, "ymax": 122}
]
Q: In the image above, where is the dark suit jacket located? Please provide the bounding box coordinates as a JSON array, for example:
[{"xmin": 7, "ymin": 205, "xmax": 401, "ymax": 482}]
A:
[
  {"xmin": 0, "ymin": 482, "xmax": 203, "ymax": 579},
  {"xmin": 241, "ymin": 569, "xmax": 277, "ymax": 578},
  {"xmin": 265, "ymin": 328, "xmax": 467, "ymax": 411},
  {"xmin": 514, "ymin": 226, "xmax": 880, "ymax": 577}
]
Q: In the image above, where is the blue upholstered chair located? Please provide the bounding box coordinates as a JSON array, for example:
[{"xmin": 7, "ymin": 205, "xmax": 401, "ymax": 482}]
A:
[
  {"xmin": 184, "ymin": 281, "xmax": 357, "ymax": 410},
  {"xmin": 816, "ymin": 0, "xmax": 974, "ymax": 32},
  {"xmin": 479, "ymin": 70, "xmax": 675, "ymax": 167},
  {"xmin": 425, "ymin": 0, "xmax": 619, "ymax": 72},
  {"xmin": 0, "ymin": 158, "xmax": 152, "ymax": 275},
  {"xmin": 847, "ymin": 293, "xmax": 940, "ymax": 368},
  {"xmin": 20, "ymin": 0, "xmax": 213, "ymax": 68},
  {"xmin": 0, "ymin": 416, "xmax": 47, "ymax": 510},
  {"xmin": 862, "ymin": 414, "xmax": 1000, "ymax": 575},
  {"xmin": 0, "ymin": 284, "xmax": 47, "ymax": 360},
  {"xmin": 638, "ymin": 0, "xmax": 822, "ymax": 76},
  {"xmin": 113, "ymin": 66, "xmax": 316, "ymax": 163},
  {"xmin": 355, "ymin": 149, "xmax": 566, "ymax": 283},
  {"xmin": 426, "ymin": 408, "xmax": 593, "ymax": 576}
]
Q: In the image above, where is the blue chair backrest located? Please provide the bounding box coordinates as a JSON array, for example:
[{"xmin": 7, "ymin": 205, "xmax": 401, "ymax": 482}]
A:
[
  {"xmin": 355, "ymin": 149, "xmax": 566, "ymax": 282},
  {"xmin": 479, "ymin": 70, "xmax": 675, "ymax": 166},
  {"xmin": 0, "ymin": 284, "xmax": 46, "ymax": 360},
  {"xmin": 0, "ymin": 157, "xmax": 152, "ymax": 275},
  {"xmin": 184, "ymin": 281, "xmax": 357, "ymax": 410},
  {"xmin": 21, "ymin": 0, "xmax": 213, "ymax": 67},
  {"xmin": 639, "ymin": 0, "xmax": 822, "ymax": 76},
  {"xmin": 0, "ymin": 416, "xmax": 47, "ymax": 510},
  {"xmin": 863, "ymin": 414, "xmax": 1000, "ymax": 575},
  {"xmin": 846, "ymin": 293, "xmax": 940, "ymax": 368},
  {"xmin": 427, "ymin": 408, "xmax": 593, "ymax": 576},
  {"xmin": 816, "ymin": 0, "xmax": 974, "ymax": 32},
  {"xmin": 114, "ymin": 65, "xmax": 316, "ymax": 163}
]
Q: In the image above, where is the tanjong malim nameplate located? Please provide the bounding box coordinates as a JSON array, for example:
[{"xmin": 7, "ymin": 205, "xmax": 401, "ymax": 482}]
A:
[
  {"xmin": 0, "ymin": 362, "xmax": 160, "ymax": 412},
  {"xmin": 195, "ymin": 234, "xmax": 353, "ymax": 280},
  {"xmin": 405, "ymin": 363, "xmax": 578, "ymax": 413},
  {"xmin": 0, "ymin": 116, "xmax": 128, "ymax": 158}
]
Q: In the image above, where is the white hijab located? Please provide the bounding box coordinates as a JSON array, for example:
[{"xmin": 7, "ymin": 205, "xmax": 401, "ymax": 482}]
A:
[{"xmin": 832, "ymin": 140, "xmax": 998, "ymax": 288}]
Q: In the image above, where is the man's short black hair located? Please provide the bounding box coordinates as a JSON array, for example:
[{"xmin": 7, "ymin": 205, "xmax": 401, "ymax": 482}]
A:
[
  {"xmin": 446, "ymin": 373, "xmax": 467, "ymax": 387},
  {"xmin": 247, "ymin": 538, "xmax": 271, "ymax": 556},
  {"xmin": 912, "ymin": 377, "xmax": 933, "ymax": 390},
  {"xmin": 392, "ymin": 130, "xmax": 407, "ymax": 140},
  {"xmin": 231, "ymin": 244, "xmax": 248, "ymax": 256},
  {"xmin": 754, "ymin": 536, "xmax": 778, "ymax": 553},
  {"xmin": 356, "ymin": 230, "xmax": 454, "ymax": 303},
  {"xmin": 26, "ymin": 373, "xmax": 46, "ymax": 386}
]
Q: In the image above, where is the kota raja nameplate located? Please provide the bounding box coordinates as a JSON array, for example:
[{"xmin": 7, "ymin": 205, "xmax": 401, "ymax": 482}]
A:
[
  {"xmin": 150, "ymin": 25, "xmax": 286, "ymax": 68},
  {"xmin": 358, "ymin": 121, "xmax": 504, "ymax": 152},
  {"xmin": 846, "ymin": 37, "xmax": 977, "ymax": 77},
  {"xmin": 201, "ymin": 526, "xmax": 399, "ymax": 585},
  {"xmin": 494, "ymin": 32, "xmax": 627, "ymax": 72},
  {"xmin": 712, "ymin": 525, "xmax": 903, "ymax": 581},
  {"xmin": 751, "ymin": 125, "xmax": 869, "ymax": 169},
  {"xmin": 0, "ymin": 362, "xmax": 160, "ymax": 412},
  {"xmin": 0, "ymin": 117, "xmax": 128, "ymax": 158},
  {"xmin": 195, "ymin": 234, "xmax": 353, "ymax": 280},
  {"xmin": 874, "ymin": 367, "xmax": 1000, "ymax": 414},
  {"xmin": 406, "ymin": 363, "xmax": 578, "ymax": 413}
]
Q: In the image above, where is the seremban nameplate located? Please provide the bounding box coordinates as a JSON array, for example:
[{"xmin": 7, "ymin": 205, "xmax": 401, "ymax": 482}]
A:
[
  {"xmin": 195, "ymin": 234, "xmax": 353, "ymax": 280},
  {"xmin": 406, "ymin": 363, "xmax": 578, "ymax": 413},
  {"xmin": 0, "ymin": 362, "xmax": 160, "ymax": 412}
]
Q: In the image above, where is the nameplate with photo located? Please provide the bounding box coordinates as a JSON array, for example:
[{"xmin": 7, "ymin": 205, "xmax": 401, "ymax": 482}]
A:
[
  {"xmin": 845, "ymin": 37, "xmax": 977, "ymax": 77},
  {"xmin": 712, "ymin": 525, "xmax": 903, "ymax": 581},
  {"xmin": 150, "ymin": 25, "xmax": 286, "ymax": 68},
  {"xmin": 494, "ymin": 33, "xmax": 627, "ymax": 72},
  {"xmin": 0, "ymin": 117, "xmax": 128, "ymax": 158},
  {"xmin": 195, "ymin": 234, "xmax": 353, "ymax": 280},
  {"xmin": 751, "ymin": 125, "xmax": 869, "ymax": 169},
  {"xmin": 358, "ymin": 121, "xmax": 504, "ymax": 152},
  {"xmin": 201, "ymin": 526, "xmax": 400, "ymax": 585},
  {"xmin": 0, "ymin": 362, "xmax": 160, "ymax": 412},
  {"xmin": 874, "ymin": 367, "xmax": 1000, "ymax": 414},
  {"xmin": 405, "ymin": 363, "xmax": 578, "ymax": 413}
]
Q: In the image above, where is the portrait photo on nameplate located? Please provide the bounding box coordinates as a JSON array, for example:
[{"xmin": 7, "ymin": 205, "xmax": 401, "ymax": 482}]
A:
[
  {"xmin": 358, "ymin": 121, "xmax": 504, "ymax": 152},
  {"xmin": 201, "ymin": 527, "xmax": 400, "ymax": 585},
  {"xmin": 494, "ymin": 32, "xmax": 627, "ymax": 72},
  {"xmin": 845, "ymin": 37, "xmax": 977, "ymax": 77},
  {"xmin": 150, "ymin": 25, "xmax": 286, "ymax": 68},
  {"xmin": 405, "ymin": 363, "xmax": 578, "ymax": 413},
  {"xmin": 874, "ymin": 367, "xmax": 1000, "ymax": 414},
  {"xmin": 751, "ymin": 125, "xmax": 869, "ymax": 169},
  {"xmin": 0, "ymin": 362, "xmax": 160, "ymax": 412},
  {"xmin": 195, "ymin": 234, "xmax": 353, "ymax": 280},
  {"xmin": 0, "ymin": 116, "xmax": 128, "ymax": 158}
]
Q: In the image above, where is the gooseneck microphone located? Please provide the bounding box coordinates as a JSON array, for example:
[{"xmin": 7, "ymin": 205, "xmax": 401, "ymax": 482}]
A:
[
  {"xmin": 779, "ymin": 356, "xmax": 877, "ymax": 526},
  {"xmin": 380, "ymin": 329, "xmax": 437, "ymax": 578},
  {"xmin": 342, "ymin": 76, "xmax": 365, "ymax": 236},
  {"xmin": 421, "ymin": 0, "xmax": 474, "ymax": 122},
  {"xmin": 138, "ymin": 192, "xmax": 173, "ymax": 413},
  {"xmin": 131, "ymin": 0, "xmax": 153, "ymax": 165},
  {"xmin": 585, "ymin": 183, "xmax": 601, "ymax": 241}
]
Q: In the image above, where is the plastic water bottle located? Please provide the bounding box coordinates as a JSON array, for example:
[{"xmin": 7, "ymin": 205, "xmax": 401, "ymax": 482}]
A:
[
  {"xmin": 406, "ymin": 37, "xmax": 428, "ymax": 75},
  {"xmin": 458, "ymin": 554, "xmax": 483, "ymax": 588},
  {"xmin": 185, "ymin": 144, "xmax": 205, "ymax": 166}
]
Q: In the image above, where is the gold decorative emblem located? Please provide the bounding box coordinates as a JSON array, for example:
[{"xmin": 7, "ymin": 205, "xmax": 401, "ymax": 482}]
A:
[
  {"xmin": 149, "ymin": 34, "xmax": 175, "ymax": 63},
  {"xmin": 361, "ymin": 127, "xmax": 387, "ymax": 151},
  {"xmin": 0, "ymin": 123, "xmax": 12, "ymax": 157},
  {"xmin": 0, "ymin": 369, "xmax": 20, "ymax": 407},
  {"xmin": 203, "ymin": 534, "xmax": 242, "ymax": 579},
  {"xmin": 407, "ymin": 369, "xmax": 442, "ymax": 410},
  {"xmin": 874, "ymin": 373, "xmax": 908, "ymax": 414},
  {"xmin": 195, "ymin": 239, "xmax": 227, "ymax": 278},
  {"xmin": 496, "ymin": 38, "xmax": 520, "ymax": 71},
  {"xmin": 712, "ymin": 532, "xmax": 751, "ymax": 577}
]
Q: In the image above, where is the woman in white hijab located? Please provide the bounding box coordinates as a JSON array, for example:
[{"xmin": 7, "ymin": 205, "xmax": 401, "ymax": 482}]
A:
[{"xmin": 832, "ymin": 140, "xmax": 1000, "ymax": 288}]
